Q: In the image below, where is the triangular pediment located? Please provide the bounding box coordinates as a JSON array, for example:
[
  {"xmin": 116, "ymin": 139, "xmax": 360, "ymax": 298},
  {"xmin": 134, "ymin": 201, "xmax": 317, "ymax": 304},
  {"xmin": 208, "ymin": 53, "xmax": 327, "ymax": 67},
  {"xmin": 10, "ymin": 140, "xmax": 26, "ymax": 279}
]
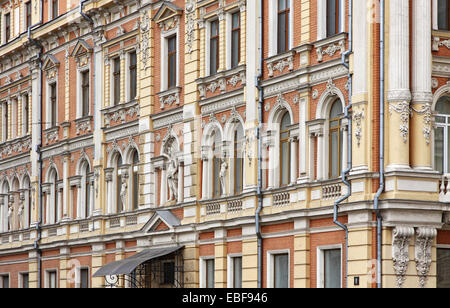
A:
[
  {"xmin": 42, "ymin": 54, "xmax": 60, "ymax": 71},
  {"xmin": 141, "ymin": 210, "xmax": 181, "ymax": 233},
  {"xmin": 70, "ymin": 39, "xmax": 93, "ymax": 58},
  {"xmin": 153, "ymin": 2, "xmax": 182, "ymax": 24}
]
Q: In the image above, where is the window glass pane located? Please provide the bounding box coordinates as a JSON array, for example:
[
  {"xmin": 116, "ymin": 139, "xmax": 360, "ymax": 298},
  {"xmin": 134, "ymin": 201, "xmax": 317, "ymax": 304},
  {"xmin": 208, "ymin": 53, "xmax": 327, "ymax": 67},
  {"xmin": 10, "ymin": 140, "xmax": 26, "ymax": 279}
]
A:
[
  {"xmin": 324, "ymin": 249, "xmax": 341, "ymax": 288},
  {"xmin": 233, "ymin": 257, "xmax": 242, "ymax": 288},
  {"xmin": 80, "ymin": 269, "xmax": 89, "ymax": 288},
  {"xmin": 274, "ymin": 254, "xmax": 288, "ymax": 288},
  {"xmin": 231, "ymin": 30, "xmax": 240, "ymax": 68},
  {"xmin": 210, "ymin": 39, "xmax": 218, "ymax": 75},
  {"xmin": 436, "ymin": 96, "xmax": 450, "ymax": 115},
  {"xmin": 277, "ymin": 13, "xmax": 287, "ymax": 53},
  {"xmin": 331, "ymin": 130, "xmax": 339, "ymax": 177},
  {"xmin": 439, "ymin": 0, "xmax": 449, "ymax": 30},
  {"xmin": 278, "ymin": 0, "xmax": 286, "ymax": 11},
  {"xmin": 2, "ymin": 276, "xmax": 9, "ymax": 288},
  {"xmin": 22, "ymin": 273, "xmax": 29, "ymax": 288},
  {"xmin": 435, "ymin": 126, "xmax": 444, "ymax": 173},
  {"xmin": 130, "ymin": 52, "xmax": 137, "ymax": 99},
  {"xmin": 437, "ymin": 249, "xmax": 450, "ymax": 288},
  {"xmin": 281, "ymin": 141, "xmax": 290, "ymax": 185},
  {"xmin": 163, "ymin": 262, "xmax": 175, "ymax": 284},
  {"xmin": 327, "ymin": 0, "xmax": 337, "ymax": 36},
  {"xmin": 206, "ymin": 259, "xmax": 215, "ymax": 288},
  {"xmin": 330, "ymin": 100, "xmax": 343, "ymax": 119}
]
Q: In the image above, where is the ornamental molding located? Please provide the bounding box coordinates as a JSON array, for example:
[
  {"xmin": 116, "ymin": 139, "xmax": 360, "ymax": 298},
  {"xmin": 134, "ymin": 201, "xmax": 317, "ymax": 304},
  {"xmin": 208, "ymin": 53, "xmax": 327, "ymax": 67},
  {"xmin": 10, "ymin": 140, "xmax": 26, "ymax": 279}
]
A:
[
  {"xmin": 353, "ymin": 107, "xmax": 365, "ymax": 147},
  {"xmin": 411, "ymin": 102, "xmax": 432, "ymax": 145},
  {"xmin": 387, "ymin": 90, "xmax": 412, "ymax": 103},
  {"xmin": 316, "ymin": 39, "xmax": 345, "ymax": 62},
  {"xmin": 432, "ymin": 36, "xmax": 450, "ymax": 51},
  {"xmin": 0, "ymin": 136, "xmax": 32, "ymax": 157},
  {"xmin": 140, "ymin": 11, "xmax": 151, "ymax": 70},
  {"xmin": 103, "ymin": 101, "xmax": 140, "ymax": 128},
  {"xmin": 185, "ymin": 0, "xmax": 196, "ymax": 54},
  {"xmin": 389, "ymin": 101, "xmax": 412, "ymax": 143},
  {"xmin": 75, "ymin": 116, "xmax": 92, "ymax": 136},
  {"xmin": 197, "ymin": 65, "xmax": 246, "ymax": 100},
  {"xmin": 200, "ymin": 95, "xmax": 244, "ymax": 115},
  {"xmin": 266, "ymin": 51, "xmax": 295, "ymax": 77},
  {"xmin": 158, "ymin": 87, "xmax": 181, "ymax": 110},
  {"xmin": 44, "ymin": 127, "xmax": 59, "ymax": 145},
  {"xmin": 392, "ymin": 226, "xmax": 414, "ymax": 288},
  {"xmin": 152, "ymin": 110, "xmax": 184, "ymax": 130},
  {"xmin": 415, "ymin": 227, "xmax": 437, "ymax": 288}
]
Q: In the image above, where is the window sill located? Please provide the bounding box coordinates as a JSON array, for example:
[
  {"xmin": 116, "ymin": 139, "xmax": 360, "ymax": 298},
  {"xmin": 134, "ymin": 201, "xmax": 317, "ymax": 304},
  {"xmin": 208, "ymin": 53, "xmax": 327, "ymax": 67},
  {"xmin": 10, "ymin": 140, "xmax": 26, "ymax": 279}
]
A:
[
  {"xmin": 157, "ymin": 87, "xmax": 181, "ymax": 110},
  {"xmin": 196, "ymin": 65, "xmax": 246, "ymax": 100}
]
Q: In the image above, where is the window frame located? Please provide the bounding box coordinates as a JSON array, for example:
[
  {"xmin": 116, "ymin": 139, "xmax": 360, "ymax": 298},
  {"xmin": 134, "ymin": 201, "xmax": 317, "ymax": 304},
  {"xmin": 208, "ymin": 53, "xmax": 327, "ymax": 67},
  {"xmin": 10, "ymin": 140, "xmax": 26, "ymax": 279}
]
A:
[
  {"xmin": 49, "ymin": 82, "xmax": 58, "ymax": 128},
  {"xmin": 0, "ymin": 273, "xmax": 10, "ymax": 288},
  {"xmin": 25, "ymin": 2, "xmax": 32, "ymax": 30},
  {"xmin": 437, "ymin": 0, "xmax": 450, "ymax": 30},
  {"xmin": 128, "ymin": 50, "xmax": 137, "ymax": 101},
  {"xmin": 316, "ymin": 244, "xmax": 343, "ymax": 288},
  {"xmin": 267, "ymin": 250, "xmax": 290, "ymax": 288},
  {"xmin": 279, "ymin": 112, "xmax": 291, "ymax": 187},
  {"xmin": 208, "ymin": 19, "xmax": 220, "ymax": 76},
  {"xmin": 77, "ymin": 267, "xmax": 90, "ymax": 288},
  {"xmin": 200, "ymin": 257, "xmax": 215, "ymax": 288},
  {"xmin": 112, "ymin": 57, "xmax": 121, "ymax": 106},
  {"xmin": 51, "ymin": 0, "xmax": 59, "ymax": 20},
  {"xmin": 5, "ymin": 13, "xmax": 11, "ymax": 43},
  {"xmin": 230, "ymin": 11, "xmax": 241, "ymax": 69},
  {"xmin": 81, "ymin": 70, "xmax": 90, "ymax": 117},
  {"xmin": 437, "ymin": 245, "xmax": 450, "ymax": 288},
  {"xmin": 45, "ymin": 269, "xmax": 58, "ymax": 288},
  {"xmin": 277, "ymin": 0, "xmax": 290, "ymax": 54},
  {"xmin": 328, "ymin": 100, "xmax": 343, "ymax": 179},
  {"xmin": 233, "ymin": 125, "xmax": 244, "ymax": 195},
  {"xmin": 227, "ymin": 254, "xmax": 243, "ymax": 288},
  {"xmin": 167, "ymin": 36, "xmax": 177, "ymax": 89},
  {"xmin": 19, "ymin": 272, "xmax": 29, "ymax": 288},
  {"xmin": 268, "ymin": 0, "xmax": 293, "ymax": 57}
]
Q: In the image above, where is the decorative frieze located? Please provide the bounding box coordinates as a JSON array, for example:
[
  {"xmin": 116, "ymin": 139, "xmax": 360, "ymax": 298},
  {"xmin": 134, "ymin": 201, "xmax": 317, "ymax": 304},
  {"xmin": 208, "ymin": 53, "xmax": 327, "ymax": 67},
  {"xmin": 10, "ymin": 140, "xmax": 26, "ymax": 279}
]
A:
[
  {"xmin": 44, "ymin": 127, "xmax": 59, "ymax": 145},
  {"xmin": 103, "ymin": 101, "xmax": 140, "ymax": 128},
  {"xmin": 316, "ymin": 40, "xmax": 345, "ymax": 62},
  {"xmin": 389, "ymin": 101, "xmax": 411, "ymax": 143},
  {"xmin": 0, "ymin": 136, "xmax": 32, "ymax": 157},
  {"xmin": 411, "ymin": 102, "xmax": 432, "ymax": 145},
  {"xmin": 158, "ymin": 87, "xmax": 181, "ymax": 110},
  {"xmin": 185, "ymin": 0, "xmax": 196, "ymax": 54},
  {"xmin": 197, "ymin": 66, "xmax": 246, "ymax": 100},
  {"xmin": 392, "ymin": 226, "xmax": 414, "ymax": 288},
  {"xmin": 266, "ymin": 51, "xmax": 295, "ymax": 77},
  {"xmin": 75, "ymin": 116, "xmax": 92, "ymax": 135},
  {"xmin": 353, "ymin": 108, "xmax": 365, "ymax": 147}
]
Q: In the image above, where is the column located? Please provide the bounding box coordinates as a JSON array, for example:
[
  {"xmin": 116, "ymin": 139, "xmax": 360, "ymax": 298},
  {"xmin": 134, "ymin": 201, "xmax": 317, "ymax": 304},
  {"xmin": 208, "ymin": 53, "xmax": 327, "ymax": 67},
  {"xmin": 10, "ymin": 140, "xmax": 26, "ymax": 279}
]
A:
[
  {"xmin": 410, "ymin": 0, "xmax": 433, "ymax": 170},
  {"xmin": 387, "ymin": 0, "xmax": 411, "ymax": 171}
]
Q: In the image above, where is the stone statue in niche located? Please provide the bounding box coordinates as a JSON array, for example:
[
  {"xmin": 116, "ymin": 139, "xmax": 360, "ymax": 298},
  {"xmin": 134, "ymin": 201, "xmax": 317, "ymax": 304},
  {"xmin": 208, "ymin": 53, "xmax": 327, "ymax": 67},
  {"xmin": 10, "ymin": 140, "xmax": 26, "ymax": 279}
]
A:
[
  {"xmin": 167, "ymin": 148, "xmax": 179, "ymax": 201},
  {"xmin": 219, "ymin": 158, "xmax": 228, "ymax": 196},
  {"xmin": 120, "ymin": 175, "xmax": 127, "ymax": 211},
  {"xmin": 18, "ymin": 195, "xmax": 24, "ymax": 230},
  {"xmin": 7, "ymin": 204, "xmax": 13, "ymax": 231}
]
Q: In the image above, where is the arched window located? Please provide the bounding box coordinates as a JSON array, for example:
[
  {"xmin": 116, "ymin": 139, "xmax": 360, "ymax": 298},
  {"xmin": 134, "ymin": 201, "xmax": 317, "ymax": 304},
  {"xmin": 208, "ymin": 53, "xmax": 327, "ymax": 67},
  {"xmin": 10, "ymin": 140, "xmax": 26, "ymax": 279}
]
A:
[
  {"xmin": 280, "ymin": 112, "xmax": 291, "ymax": 186},
  {"xmin": 47, "ymin": 169, "xmax": 59, "ymax": 224},
  {"xmin": 52, "ymin": 171, "xmax": 59, "ymax": 223},
  {"xmin": 131, "ymin": 150, "xmax": 139, "ymax": 210},
  {"xmin": 23, "ymin": 177, "xmax": 31, "ymax": 229},
  {"xmin": 1, "ymin": 182, "xmax": 10, "ymax": 232},
  {"xmin": 434, "ymin": 96, "xmax": 450, "ymax": 173},
  {"xmin": 84, "ymin": 164, "xmax": 91, "ymax": 218},
  {"xmin": 116, "ymin": 155, "xmax": 123, "ymax": 213},
  {"xmin": 212, "ymin": 131, "xmax": 222, "ymax": 198},
  {"xmin": 234, "ymin": 124, "xmax": 244, "ymax": 194},
  {"xmin": 329, "ymin": 99, "xmax": 343, "ymax": 178}
]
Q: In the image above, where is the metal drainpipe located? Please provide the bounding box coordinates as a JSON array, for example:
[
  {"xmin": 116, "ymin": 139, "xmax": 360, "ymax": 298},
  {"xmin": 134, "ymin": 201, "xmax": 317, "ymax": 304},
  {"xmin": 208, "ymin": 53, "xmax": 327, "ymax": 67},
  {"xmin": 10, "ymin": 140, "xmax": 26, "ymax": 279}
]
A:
[
  {"xmin": 374, "ymin": 0, "xmax": 385, "ymax": 289},
  {"xmin": 255, "ymin": 0, "xmax": 264, "ymax": 289},
  {"xmin": 27, "ymin": 29, "xmax": 43, "ymax": 288},
  {"xmin": 334, "ymin": 0, "xmax": 352, "ymax": 289}
]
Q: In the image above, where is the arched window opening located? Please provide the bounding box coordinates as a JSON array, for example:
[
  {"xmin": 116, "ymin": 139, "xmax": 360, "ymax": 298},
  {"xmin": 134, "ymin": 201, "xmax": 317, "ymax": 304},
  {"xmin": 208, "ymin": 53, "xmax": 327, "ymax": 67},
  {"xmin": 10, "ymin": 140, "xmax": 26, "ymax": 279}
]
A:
[
  {"xmin": 435, "ymin": 96, "xmax": 450, "ymax": 173},
  {"xmin": 329, "ymin": 99, "xmax": 343, "ymax": 178},
  {"xmin": 132, "ymin": 150, "xmax": 139, "ymax": 210},
  {"xmin": 234, "ymin": 124, "xmax": 244, "ymax": 194},
  {"xmin": 116, "ymin": 155, "xmax": 123, "ymax": 213},
  {"xmin": 212, "ymin": 131, "xmax": 222, "ymax": 198},
  {"xmin": 280, "ymin": 112, "xmax": 291, "ymax": 187}
]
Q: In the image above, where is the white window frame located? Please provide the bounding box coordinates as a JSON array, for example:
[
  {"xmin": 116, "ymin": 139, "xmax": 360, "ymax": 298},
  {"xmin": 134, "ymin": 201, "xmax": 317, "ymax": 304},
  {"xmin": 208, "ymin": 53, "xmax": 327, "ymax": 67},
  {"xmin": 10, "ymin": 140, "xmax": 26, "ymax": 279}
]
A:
[
  {"xmin": 2, "ymin": 102, "xmax": 7, "ymax": 141},
  {"xmin": 225, "ymin": 10, "xmax": 242, "ymax": 70},
  {"xmin": 125, "ymin": 48, "xmax": 138, "ymax": 102},
  {"xmin": 77, "ymin": 67, "xmax": 91, "ymax": 119},
  {"xmin": 317, "ymin": 0, "xmax": 345, "ymax": 41},
  {"xmin": 267, "ymin": 249, "xmax": 290, "ymax": 288},
  {"xmin": 205, "ymin": 18, "xmax": 220, "ymax": 76},
  {"xmin": 268, "ymin": 0, "xmax": 294, "ymax": 57},
  {"xmin": 50, "ymin": 0, "xmax": 59, "ymax": 20},
  {"xmin": 11, "ymin": 97, "xmax": 17, "ymax": 139},
  {"xmin": 0, "ymin": 273, "xmax": 9, "ymax": 288},
  {"xmin": 110, "ymin": 55, "xmax": 121, "ymax": 106},
  {"xmin": 200, "ymin": 256, "xmax": 215, "ymax": 288},
  {"xmin": 316, "ymin": 244, "xmax": 342, "ymax": 288},
  {"xmin": 21, "ymin": 92, "xmax": 29, "ymax": 136},
  {"xmin": 76, "ymin": 267, "xmax": 90, "ymax": 288},
  {"xmin": 45, "ymin": 269, "xmax": 58, "ymax": 288},
  {"xmin": 161, "ymin": 27, "xmax": 179, "ymax": 91},
  {"xmin": 46, "ymin": 81, "xmax": 58, "ymax": 129},
  {"xmin": 18, "ymin": 272, "xmax": 29, "ymax": 288},
  {"xmin": 227, "ymin": 254, "xmax": 243, "ymax": 288}
]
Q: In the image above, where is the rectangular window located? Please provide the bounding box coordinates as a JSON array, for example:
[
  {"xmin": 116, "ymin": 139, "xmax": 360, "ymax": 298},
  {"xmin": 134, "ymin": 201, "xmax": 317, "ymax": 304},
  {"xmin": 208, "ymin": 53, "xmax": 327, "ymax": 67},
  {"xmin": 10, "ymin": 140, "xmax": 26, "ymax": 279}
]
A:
[
  {"xmin": 205, "ymin": 259, "xmax": 215, "ymax": 288},
  {"xmin": 323, "ymin": 249, "xmax": 341, "ymax": 288},
  {"xmin": 5, "ymin": 13, "xmax": 11, "ymax": 43},
  {"xmin": 168, "ymin": 36, "xmax": 177, "ymax": 89},
  {"xmin": 0, "ymin": 275, "xmax": 9, "ymax": 288},
  {"xmin": 210, "ymin": 20, "xmax": 219, "ymax": 75},
  {"xmin": 439, "ymin": 0, "xmax": 450, "ymax": 30},
  {"xmin": 277, "ymin": 0, "xmax": 290, "ymax": 54},
  {"xmin": 326, "ymin": 0, "xmax": 340, "ymax": 37},
  {"xmin": 273, "ymin": 253, "xmax": 289, "ymax": 288},
  {"xmin": 3, "ymin": 103, "xmax": 8, "ymax": 141},
  {"xmin": 21, "ymin": 273, "xmax": 29, "ymax": 288},
  {"xmin": 437, "ymin": 248, "xmax": 450, "ymax": 288},
  {"xmin": 23, "ymin": 94, "xmax": 29, "ymax": 134},
  {"xmin": 129, "ymin": 51, "xmax": 137, "ymax": 100},
  {"xmin": 113, "ymin": 58, "xmax": 121, "ymax": 105},
  {"xmin": 79, "ymin": 268, "xmax": 89, "ymax": 288},
  {"xmin": 231, "ymin": 12, "xmax": 241, "ymax": 68},
  {"xmin": 232, "ymin": 256, "xmax": 242, "ymax": 288},
  {"xmin": 50, "ymin": 83, "xmax": 57, "ymax": 127},
  {"xmin": 12, "ymin": 99, "xmax": 17, "ymax": 138},
  {"xmin": 47, "ymin": 270, "xmax": 57, "ymax": 288},
  {"xmin": 163, "ymin": 262, "xmax": 175, "ymax": 285},
  {"xmin": 81, "ymin": 71, "xmax": 90, "ymax": 117},
  {"xmin": 26, "ymin": 2, "xmax": 32, "ymax": 30},
  {"xmin": 52, "ymin": 0, "xmax": 59, "ymax": 19}
]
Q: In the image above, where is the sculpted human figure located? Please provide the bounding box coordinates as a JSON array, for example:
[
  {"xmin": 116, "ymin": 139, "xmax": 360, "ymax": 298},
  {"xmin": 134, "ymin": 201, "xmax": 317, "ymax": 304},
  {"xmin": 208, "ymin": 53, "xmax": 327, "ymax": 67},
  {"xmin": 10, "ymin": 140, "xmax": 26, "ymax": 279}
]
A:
[
  {"xmin": 219, "ymin": 158, "xmax": 228, "ymax": 196},
  {"xmin": 120, "ymin": 176, "xmax": 127, "ymax": 211},
  {"xmin": 167, "ymin": 153, "xmax": 179, "ymax": 201}
]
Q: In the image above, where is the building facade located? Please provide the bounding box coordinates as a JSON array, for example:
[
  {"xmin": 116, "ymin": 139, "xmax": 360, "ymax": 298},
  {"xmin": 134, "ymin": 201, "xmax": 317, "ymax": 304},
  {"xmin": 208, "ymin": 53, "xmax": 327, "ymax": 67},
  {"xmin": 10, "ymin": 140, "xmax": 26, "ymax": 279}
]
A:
[{"xmin": 0, "ymin": 0, "xmax": 449, "ymax": 289}]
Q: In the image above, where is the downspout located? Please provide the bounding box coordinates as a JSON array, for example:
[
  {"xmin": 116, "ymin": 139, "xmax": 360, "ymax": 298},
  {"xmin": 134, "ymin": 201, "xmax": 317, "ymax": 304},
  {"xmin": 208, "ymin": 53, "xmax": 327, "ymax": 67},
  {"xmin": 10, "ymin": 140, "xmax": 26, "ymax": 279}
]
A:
[
  {"xmin": 80, "ymin": 0, "xmax": 94, "ymax": 25},
  {"xmin": 28, "ymin": 0, "xmax": 43, "ymax": 288},
  {"xmin": 374, "ymin": 0, "xmax": 385, "ymax": 289},
  {"xmin": 28, "ymin": 29, "xmax": 43, "ymax": 289},
  {"xmin": 255, "ymin": 0, "xmax": 264, "ymax": 289},
  {"xmin": 334, "ymin": 0, "xmax": 352, "ymax": 288}
]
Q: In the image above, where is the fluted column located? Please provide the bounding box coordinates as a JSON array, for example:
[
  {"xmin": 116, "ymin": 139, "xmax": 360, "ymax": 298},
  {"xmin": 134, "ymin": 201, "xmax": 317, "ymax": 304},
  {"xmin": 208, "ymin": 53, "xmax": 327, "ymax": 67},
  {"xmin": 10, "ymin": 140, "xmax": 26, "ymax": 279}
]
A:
[
  {"xmin": 387, "ymin": 0, "xmax": 411, "ymax": 171},
  {"xmin": 410, "ymin": 0, "xmax": 433, "ymax": 170}
]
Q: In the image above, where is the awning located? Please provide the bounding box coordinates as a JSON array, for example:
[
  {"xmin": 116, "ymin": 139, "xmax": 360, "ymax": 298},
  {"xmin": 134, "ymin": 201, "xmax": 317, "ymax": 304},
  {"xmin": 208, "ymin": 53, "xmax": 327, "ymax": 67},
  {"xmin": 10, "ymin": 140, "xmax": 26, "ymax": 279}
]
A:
[{"xmin": 93, "ymin": 246, "xmax": 183, "ymax": 277}]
